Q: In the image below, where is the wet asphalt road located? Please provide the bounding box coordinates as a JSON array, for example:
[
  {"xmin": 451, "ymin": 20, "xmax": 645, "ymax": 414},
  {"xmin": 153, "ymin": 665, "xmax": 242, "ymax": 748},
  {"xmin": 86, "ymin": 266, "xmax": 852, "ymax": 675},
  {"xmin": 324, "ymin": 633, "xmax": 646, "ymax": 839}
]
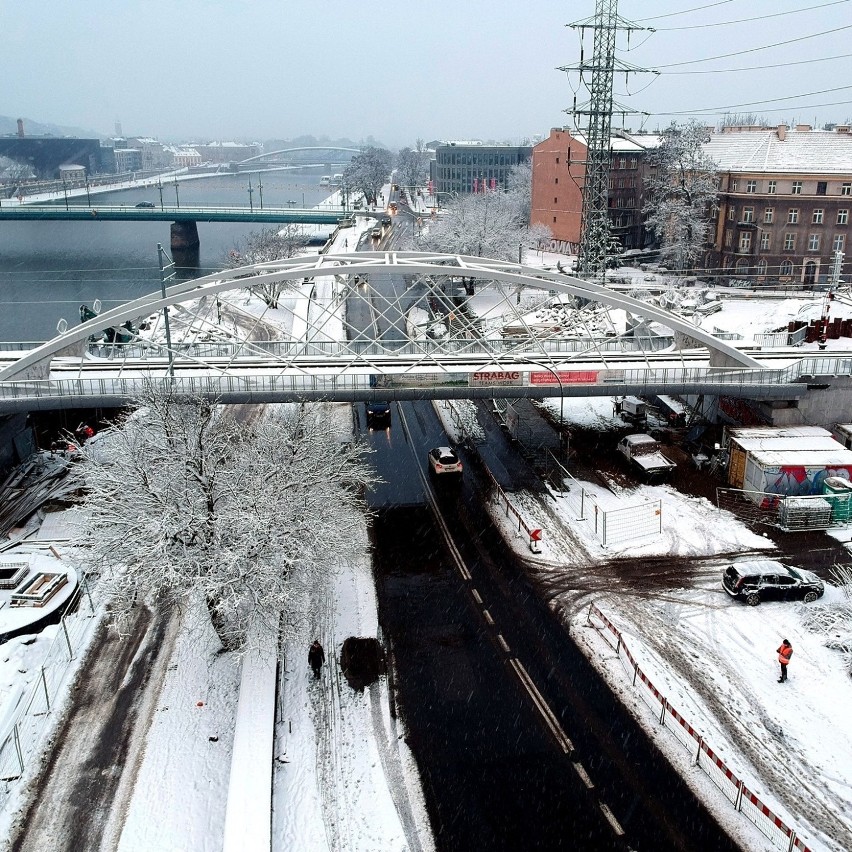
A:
[{"xmin": 361, "ymin": 398, "xmax": 741, "ymax": 852}]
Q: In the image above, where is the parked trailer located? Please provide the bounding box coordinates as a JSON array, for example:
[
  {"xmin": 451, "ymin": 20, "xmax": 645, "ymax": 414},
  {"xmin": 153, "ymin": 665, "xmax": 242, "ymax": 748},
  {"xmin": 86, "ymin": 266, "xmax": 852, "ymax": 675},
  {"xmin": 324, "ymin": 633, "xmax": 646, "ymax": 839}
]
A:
[
  {"xmin": 742, "ymin": 447, "xmax": 852, "ymax": 505},
  {"xmin": 832, "ymin": 423, "xmax": 852, "ymax": 450}
]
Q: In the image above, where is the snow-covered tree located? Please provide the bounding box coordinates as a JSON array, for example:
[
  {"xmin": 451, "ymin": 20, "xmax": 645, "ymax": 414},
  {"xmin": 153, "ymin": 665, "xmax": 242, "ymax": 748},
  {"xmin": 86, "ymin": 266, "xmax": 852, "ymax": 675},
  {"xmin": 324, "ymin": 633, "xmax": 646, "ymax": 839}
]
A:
[
  {"xmin": 504, "ymin": 160, "xmax": 533, "ymax": 225},
  {"xmin": 226, "ymin": 225, "xmax": 309, "ymax": 308},
  {"xmin": 74, "ymin": 386, "xmax": 376, "ymax": 651},
  {"xmin": 643, "ymin": 121, "xmax": 719, "ymax": 272},
  {"xmin": 395, "ymin": 147, "xmax": 430, "ymax": 193},
  {"xmin": 419, "ymin": 190, "xmax": 549, "ymax": 263},
  {"xmin": 343, "ymin": 146, "xmax": 393, "ymax": 206}
]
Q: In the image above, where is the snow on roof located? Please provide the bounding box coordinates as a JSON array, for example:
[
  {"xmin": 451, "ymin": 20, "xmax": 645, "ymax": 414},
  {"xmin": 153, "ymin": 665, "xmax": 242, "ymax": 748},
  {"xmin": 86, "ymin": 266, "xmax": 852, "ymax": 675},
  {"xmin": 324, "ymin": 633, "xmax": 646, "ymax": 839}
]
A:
[
  {"xmin": 747, "ymin": 448, "xmax": 852, "ymax": 467},
  {"xmin": 733, "ymin": 436, "xmax": 843, "ymax": 453},
  {"xmin": 728, "ymin": 426, "xmax": 832, "ymax": 439},
  {"xmin": 705, "ymin": 129, "xmax": 852, "ymax": 175}
]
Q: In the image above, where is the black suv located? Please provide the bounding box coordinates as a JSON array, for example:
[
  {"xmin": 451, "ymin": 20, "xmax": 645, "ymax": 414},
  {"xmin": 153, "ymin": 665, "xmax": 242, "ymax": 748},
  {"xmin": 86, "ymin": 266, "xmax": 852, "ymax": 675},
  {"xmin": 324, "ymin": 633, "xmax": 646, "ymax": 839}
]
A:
[{"xmin": 722, "ymin": 559, "xmax": 824, "ymax": 606}]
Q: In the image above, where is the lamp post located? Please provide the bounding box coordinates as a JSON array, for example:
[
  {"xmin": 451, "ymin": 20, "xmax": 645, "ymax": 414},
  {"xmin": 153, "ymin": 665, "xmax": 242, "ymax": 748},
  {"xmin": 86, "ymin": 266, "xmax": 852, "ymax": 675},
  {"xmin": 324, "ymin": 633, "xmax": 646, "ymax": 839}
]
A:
[
  {"xmin": 85, "ymin": 176, "xmax": 91, "ymax": 206},
  {"xmin": 247, "ymin": 176, "xmax": 254, "ymax": 212},
  {"xmin": 526, "ymin": 358, "xmax": 565, "ymax": 462},
  {"xmin": 62, "ymin": 177, "xmax": 69, "ymax": 210},
  {"xmin": 173, "ymin": 178, "xmax": 180, "ymax": 208},
  {"xmin": 257, "ymin": 173, "xmax": 263, "ymax": 209},
  {"xmin": 157, "ymin": 178, "xmax": 164, "ymax": 209}
]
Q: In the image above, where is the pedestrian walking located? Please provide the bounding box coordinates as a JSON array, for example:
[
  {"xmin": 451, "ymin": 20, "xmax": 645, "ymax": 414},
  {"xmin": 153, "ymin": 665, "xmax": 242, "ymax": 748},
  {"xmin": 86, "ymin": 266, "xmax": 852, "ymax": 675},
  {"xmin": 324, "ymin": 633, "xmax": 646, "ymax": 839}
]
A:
[
  {"xmin": 308, "ymin": 640, "xmax": 325, "ymax": 679},
  {"xmin": 777, "ymin": 639, "xmax": 793, "ymax": 682}
]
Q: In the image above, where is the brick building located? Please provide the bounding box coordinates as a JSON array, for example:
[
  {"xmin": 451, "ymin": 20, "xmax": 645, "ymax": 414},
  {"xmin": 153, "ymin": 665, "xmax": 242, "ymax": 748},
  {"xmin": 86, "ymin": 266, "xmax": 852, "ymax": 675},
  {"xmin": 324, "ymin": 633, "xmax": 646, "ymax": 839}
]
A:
[
  {"xmin": 530, "ymin": 127, "xmax": 658, "ymax": 255},
  {"xmin": 707, "ymin": 125, "xmax": 852, "ymax": 286}
]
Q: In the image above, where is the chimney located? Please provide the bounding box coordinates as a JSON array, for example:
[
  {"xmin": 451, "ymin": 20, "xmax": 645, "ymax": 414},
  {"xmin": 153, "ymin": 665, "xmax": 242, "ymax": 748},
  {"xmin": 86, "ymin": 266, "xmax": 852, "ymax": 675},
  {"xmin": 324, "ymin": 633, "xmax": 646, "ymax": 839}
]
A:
[
  {"xmin": 795, "ymin": 124, "xmax": 812, "ymax": 132},
  {"xmin": 776, "ymin": 124, "xmax": 787, "ymax": 141},
  {"xmin": 16, "ymin": 118, "xmax": 24, "ymax": 138}
]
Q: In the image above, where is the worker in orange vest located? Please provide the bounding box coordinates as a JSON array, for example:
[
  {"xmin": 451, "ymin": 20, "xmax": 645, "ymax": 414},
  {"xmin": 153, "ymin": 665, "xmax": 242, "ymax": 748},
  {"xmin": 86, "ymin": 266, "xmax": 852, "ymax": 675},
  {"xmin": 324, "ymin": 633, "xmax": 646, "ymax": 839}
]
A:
[{"xmin": 777, "ymin": 639, "xmax": 793, "ymax": 683}]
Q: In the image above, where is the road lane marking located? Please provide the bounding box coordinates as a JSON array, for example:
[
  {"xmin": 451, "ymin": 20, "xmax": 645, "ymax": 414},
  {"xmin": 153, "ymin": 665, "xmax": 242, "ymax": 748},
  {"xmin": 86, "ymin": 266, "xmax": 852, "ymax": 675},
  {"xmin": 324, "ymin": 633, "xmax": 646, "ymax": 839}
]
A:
[
  {"xmin": 483, "ymin": 609, "xmax": 495, "ymax": 626},
  {"xmin": 599, "ymin": 802, "xmax": 625, "ymax": 836},
  {"xmin": 471, "ymin": 589, "xmax": 483, "ymax": 605},
  {"xmin": 510, "ymin": 659, "xmax": 575, "ymax": 756},
  {"xmin": 497, "ymin": 634, "xmax": 510, "ymax": 653},
  {"xmin": 572, "ymin": 761, "xmax": 595, "ymax": 789}
]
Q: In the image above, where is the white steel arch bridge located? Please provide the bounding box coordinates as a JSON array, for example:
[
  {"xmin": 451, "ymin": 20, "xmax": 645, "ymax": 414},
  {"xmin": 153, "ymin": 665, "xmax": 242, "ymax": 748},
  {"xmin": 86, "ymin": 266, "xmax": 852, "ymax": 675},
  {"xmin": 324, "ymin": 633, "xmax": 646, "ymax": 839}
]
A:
[{"xmin": 0, "ymin": 252, "xmax": 833, "ymax": 413}]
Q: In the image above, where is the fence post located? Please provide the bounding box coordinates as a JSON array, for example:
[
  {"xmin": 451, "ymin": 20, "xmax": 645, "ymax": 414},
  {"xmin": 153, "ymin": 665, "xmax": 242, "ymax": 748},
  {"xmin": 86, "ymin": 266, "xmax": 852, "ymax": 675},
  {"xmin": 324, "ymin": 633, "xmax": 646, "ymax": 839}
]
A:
[
  {"xmin": 40, "ymin": 666, "xmax": 50, "ymax": 712},
  {"xmin": 82, "ymin": 573, "xmax": 95, "ymax": 613},
  {"xmin": 602, "ymin": 511, "xmax": 607, "ymax": 547},
  {"xmin": 788, "ymin": 832, "xmax": 796, "ymax": 852},
  {"xmin": 695, "ymin": 736, "xmax": 702, "ymax": 765},
  {"xmin": 659, "ymin": 697, "xmax": 667, "ymax": 725},
  {"xmin": 61, "ymin": 617, "xmax": 74, "ymax": 660},
  {"xmin": 13, "ymin": 723, "xmax": 24, "ymax": 775},
  {"xmin": 734, "ymin": 781, "xmax": 743, "ymax": 811},
  {"xmin": 580, "ymin": 488, "xmax": 586, "ymax": 520},
  {"xmin": 632, "ymin": 663, "xmax": 638, "ymax": 685},
  {"xmin": 615, "ymin": 635, "xmax": 621, "ymax": 655}
]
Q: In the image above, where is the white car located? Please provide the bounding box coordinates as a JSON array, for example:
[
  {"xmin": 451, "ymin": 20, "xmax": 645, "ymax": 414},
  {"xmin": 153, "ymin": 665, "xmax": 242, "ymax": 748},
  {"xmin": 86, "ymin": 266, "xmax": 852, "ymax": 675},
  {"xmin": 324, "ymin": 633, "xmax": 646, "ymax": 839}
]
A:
[{"xmin": 427, "ymin": 446, "xmax": 463, "ymax": 476}]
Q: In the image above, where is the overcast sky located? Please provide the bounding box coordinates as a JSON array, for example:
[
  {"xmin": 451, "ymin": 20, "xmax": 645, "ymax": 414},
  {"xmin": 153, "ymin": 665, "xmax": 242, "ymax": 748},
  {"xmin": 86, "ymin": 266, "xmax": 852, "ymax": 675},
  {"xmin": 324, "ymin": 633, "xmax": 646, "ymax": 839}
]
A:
[{"xmin": 3, "ymin": 0, "xmax": 851, "ymax": 146}]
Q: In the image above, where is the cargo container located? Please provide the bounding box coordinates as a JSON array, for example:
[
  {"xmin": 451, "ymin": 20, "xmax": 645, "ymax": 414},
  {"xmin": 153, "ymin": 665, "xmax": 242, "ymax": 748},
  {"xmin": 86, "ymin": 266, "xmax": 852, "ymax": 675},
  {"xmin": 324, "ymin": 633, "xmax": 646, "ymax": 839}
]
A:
[
  {"xmin": 742, "ymin": 447, "xmax": 852, "ymax": 504},
  {"xmin": 725, "ymin": 426, "xmax": 835, "ymax": 488},
  {"xmin": 832, "ymin": 423, "xmax": 852, "ymax": 450}
]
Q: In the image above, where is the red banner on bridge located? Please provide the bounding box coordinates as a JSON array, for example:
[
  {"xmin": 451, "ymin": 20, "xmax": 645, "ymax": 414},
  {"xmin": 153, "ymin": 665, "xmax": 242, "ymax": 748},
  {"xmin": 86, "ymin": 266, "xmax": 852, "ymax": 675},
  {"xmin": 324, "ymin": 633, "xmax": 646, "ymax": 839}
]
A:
[{"xmin": 530, "ymin": 370, "xmax": 599, "ymax": 385}]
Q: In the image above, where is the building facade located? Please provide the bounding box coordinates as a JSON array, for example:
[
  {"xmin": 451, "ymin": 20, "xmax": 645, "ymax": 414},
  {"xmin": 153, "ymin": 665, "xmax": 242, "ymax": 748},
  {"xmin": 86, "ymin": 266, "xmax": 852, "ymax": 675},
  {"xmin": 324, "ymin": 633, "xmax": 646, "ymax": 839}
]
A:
[
  {"xmin": 707, "ymin": 125, "xmax": 852, "ymax": 286},
  {"xmin": 530, "ymin": 127, "xmax": 657, "ymax": 254},
  {"xmin": 433, "ymin": 143, "xmax": 531, "ymax": 199}
]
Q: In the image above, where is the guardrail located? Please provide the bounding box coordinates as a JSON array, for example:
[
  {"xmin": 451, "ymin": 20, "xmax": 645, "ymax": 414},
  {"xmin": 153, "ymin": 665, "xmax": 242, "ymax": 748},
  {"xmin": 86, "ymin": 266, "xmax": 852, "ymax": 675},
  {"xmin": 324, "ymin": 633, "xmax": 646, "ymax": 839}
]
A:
[{"xmin": 587, "ymin": 603, "xmax": 815, "ymax": 851}]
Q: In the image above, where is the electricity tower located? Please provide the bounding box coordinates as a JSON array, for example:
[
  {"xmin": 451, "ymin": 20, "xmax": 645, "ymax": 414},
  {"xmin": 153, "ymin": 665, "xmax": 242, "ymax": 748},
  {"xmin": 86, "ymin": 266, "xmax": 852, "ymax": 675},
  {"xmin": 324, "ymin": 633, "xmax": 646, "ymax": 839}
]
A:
[{"xmin": 560, "ymin": 1, "xmax": 654, "ymax": 279}]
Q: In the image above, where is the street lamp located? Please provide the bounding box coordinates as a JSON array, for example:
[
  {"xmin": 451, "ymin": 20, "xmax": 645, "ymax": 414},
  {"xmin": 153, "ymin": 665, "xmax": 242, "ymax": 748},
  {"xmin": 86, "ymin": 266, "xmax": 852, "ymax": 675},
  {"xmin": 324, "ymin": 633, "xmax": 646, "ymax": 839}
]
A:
[
  {"xmin": 257, "ymin": 173, "xmax": 263, "ymax": 209},
  {"xmin": 62, "ymin": 177, "xmax": 69, "ymax": 210},
  {"xmin": 157, "ymin": 178, "xmax": 164, "ymax": 209},
  {"xmin": 247, "ymin": 176, "xmax": 254, "ymax": 212},
  {"xmin": 173, "ymin": 177, "xmax": 180, "ymax": 208},
  {"xmin": 85, "ymin": 176, "xmax": 91, "ymax": 206}
]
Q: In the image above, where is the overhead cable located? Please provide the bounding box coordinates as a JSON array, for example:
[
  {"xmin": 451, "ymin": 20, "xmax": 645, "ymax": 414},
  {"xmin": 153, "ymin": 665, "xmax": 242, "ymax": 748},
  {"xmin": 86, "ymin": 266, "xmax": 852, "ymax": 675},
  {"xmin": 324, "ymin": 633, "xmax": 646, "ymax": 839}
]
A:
[
  {"xmin": 661, "ymin": 52, "xmax": 852, "ymax": 75},
  {"xmin": 635, "ymin": 0, "xmax": 739, "ymax": 22},
  {"xmin": 655, "ymin": 0, "xmax": 849, "ymax": 30}
]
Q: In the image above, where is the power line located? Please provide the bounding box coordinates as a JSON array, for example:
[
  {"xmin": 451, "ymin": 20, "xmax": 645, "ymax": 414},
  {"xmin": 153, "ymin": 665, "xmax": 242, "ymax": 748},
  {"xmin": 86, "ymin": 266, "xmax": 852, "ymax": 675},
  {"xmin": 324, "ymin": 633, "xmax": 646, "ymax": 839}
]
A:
[
  {"xmin": 662, "ymin": 52, "xmax": 852, "ymax": 75},
  {"xmin": 655, "ymin": 0, "xmax": 849, "ymax": 30},
  {"xmin": 635, "ymin": 0, "xmax": 739, "ymax": 22},
  {"xmin": 659, "ymin": 94, "xmax": 852, "ymax": 117},
  {"xmin": 656, "ymin": 23, "xmax": 852, "ymax": 68}
]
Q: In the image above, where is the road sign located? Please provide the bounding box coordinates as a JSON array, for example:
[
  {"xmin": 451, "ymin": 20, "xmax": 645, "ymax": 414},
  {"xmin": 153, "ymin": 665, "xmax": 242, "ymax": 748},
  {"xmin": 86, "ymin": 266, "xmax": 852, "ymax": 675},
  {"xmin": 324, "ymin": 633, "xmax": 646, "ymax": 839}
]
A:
[{"xmin": 530, "ymin": 529, "xmax": 543, "ymax": 542}]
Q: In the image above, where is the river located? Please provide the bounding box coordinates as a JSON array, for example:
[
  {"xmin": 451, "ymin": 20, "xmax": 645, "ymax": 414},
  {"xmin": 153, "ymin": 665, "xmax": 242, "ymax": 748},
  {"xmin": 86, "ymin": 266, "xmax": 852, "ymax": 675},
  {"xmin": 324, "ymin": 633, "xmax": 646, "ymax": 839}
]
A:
[{"xmin": 0, "ymin": 170, "xmax": 337, "ymax": 342}]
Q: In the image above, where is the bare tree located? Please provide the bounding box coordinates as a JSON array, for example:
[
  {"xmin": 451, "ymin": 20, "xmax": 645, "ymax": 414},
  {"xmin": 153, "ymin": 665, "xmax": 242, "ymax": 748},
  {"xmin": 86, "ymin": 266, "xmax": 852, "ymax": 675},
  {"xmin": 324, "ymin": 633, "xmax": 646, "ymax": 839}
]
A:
[
  {"xmin": 504, "ymin": 160, "xmax": 533, "ymax": 225},
  {"xmin": 419, "ymin": 190, "xmax": 548, "ymax": 263},
  {"xmin": 643, "ymin": 121, "xmax": 719, "ymax": 272},
  {"xmin": 395, "ymin": 147, "xmax": 430, "ymax": 193},
  {"xmin": 226, "ymin": 225, "xmax": 309, "ymax": 308},
  {"xmin": 74, "ymin": 386, "xmax": 377, "ymax": 651},
  {"xmin": 343, "ymin": 146, "xmax": 393, "ymax": 206}
]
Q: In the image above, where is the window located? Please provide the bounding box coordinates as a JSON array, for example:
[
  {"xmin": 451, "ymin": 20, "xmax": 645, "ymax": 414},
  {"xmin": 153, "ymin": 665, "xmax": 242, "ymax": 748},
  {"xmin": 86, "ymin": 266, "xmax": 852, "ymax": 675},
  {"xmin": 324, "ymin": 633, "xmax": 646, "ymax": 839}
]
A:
[
  {"xmin": 764, "ymin": 207, "xmax": 774, "ymax": 223},
  {"xmin": 817, "ymin": 181, "xmax": 827, "ymax": 196},
  {"xmin": 760, "ymin": 232, "xmax": 771, "ymax": 250},
  {"xmin": 813, "ymin": 209, "xmax": 824, "ymax": 224},
  {"xmin": 843, "ymin": 183, "xmax": 852, "ymax": 196},
  {"xmin": 784, "ymin": 233, "xmax": 796, "ymax": 251},
  {"xmin": 757, "ymin": 258, "xmax": 768, "ymax": 276},
  {"xmin": 746, "ymin": 180, "xmax": 757, "ymax": 193},
  {"xmin": 739, "ymin": 233, "xmax": 752, "ymax": 251},
  {"xmin": 768, "ymin": 180, "xmax": 777, "ymax": 194},
  {"xmin": 791, "ymin": 181, "xmax": 803, "ymax": 195},
  {"xmin": 555, "ymin": 157, "xmax": 560, "ymax": 164},
  {"xmin": 808, "ymin": 234, "xmax": 820, "ymax": 251},
  {"xmin": 554, "ymin": 197, "xmax": 558, "ymax": 204},
  {"xmin": 728, "ymin": 207, "xmax": 737, "ymax": 221},
  {"xmin": 788, "ymin": 208, "xmax": 799, "ymax": 223},
  {"xmin": 780, "ymin": 259, "xmax": 794, "ymax": 276},
  {"xmin": 619, "ymin": 157, "xmax": 626, "ymax": 169},
  {"xmin": 553, "ymin": 216, "xmax": 557, "ymax": 223},
  {"xmin": 731, "ymin": 178, "xmax": 739, "ymax": 191},
  {"xmin": 742, "ymin": 207, "xmax": 754, "ymax": 223},
  {"xmin": 630, "ymin": 158, "xmax": 638, "ymax": 169},
  {"xmin": 554, "ymin": 178, "xmax": 558, "ymax": 184},
  {"xmin": 725, "ymin": 230, "xmax": 733, "ymax": 247},
  {"xmin": 838, "ymin": 209, "xmax": 849, "ymax": 225},
  {"xmin": 833, "ymin": 234, "xmax": 846, "ymax": 252}
]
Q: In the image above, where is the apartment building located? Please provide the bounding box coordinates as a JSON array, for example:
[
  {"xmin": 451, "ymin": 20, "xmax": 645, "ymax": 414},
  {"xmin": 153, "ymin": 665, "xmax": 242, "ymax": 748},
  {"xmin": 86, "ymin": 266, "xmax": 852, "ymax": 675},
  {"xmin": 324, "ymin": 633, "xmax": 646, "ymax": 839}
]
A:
[
  {"xmin": 707, "ymin": 125, "xmax": 852, "ymax": 285},
  {"xmin": 530, "ymin": 127, "xmax": 658, "ymax": 254}
]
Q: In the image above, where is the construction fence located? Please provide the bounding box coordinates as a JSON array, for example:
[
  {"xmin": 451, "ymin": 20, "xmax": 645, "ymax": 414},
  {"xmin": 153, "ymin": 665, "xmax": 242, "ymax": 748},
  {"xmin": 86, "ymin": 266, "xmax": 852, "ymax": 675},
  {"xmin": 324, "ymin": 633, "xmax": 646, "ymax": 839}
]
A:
[
  {"xmin": 547, "ymin": 451, "xmax": 662, "ymax": 547},
  {"xmin": 588, "ymin": 603, "xmax": 815, "ymax": 852},
  {"xmin": 0, "ymin": 581, "xmax": 99, "ymax": 813},
  {"xmin": 716, "ymin": 487, "xmax": 852, "ymax": 532}
]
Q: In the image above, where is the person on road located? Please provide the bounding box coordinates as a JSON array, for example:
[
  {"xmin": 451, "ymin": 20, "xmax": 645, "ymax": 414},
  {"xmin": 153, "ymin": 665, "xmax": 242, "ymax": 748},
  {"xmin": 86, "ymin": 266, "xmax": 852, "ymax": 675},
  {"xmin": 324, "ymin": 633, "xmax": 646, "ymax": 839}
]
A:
[
  {"xmin": 777, "ymin": 639, "xmax": 793, "ymax": 683},
  {"xmin": 308, "ymin": 640, "xmax": 325, "ymax": 679}
]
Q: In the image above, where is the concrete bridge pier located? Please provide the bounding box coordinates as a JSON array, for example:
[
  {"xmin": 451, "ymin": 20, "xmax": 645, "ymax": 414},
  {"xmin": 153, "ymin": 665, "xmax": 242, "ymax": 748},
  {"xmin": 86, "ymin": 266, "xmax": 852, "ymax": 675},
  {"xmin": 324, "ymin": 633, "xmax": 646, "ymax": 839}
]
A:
[{"xmin": 171, "ymin": 220, "xmax": 200, "ymax": 253}]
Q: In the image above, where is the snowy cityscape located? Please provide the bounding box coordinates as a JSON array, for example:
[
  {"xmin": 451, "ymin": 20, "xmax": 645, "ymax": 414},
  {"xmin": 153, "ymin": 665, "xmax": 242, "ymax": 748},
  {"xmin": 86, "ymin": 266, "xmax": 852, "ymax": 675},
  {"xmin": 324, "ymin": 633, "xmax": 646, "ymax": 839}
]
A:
[{"xmin": 2, "ymin": 2, "xmax": 852, "ymax": 852}]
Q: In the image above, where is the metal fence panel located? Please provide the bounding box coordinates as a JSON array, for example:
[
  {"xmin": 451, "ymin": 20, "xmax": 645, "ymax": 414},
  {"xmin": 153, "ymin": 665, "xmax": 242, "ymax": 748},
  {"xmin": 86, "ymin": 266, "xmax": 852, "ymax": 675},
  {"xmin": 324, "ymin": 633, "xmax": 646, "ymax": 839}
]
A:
[
  {"xmin": 662, "ymin": 702, "xmax": 702, "ymax": 753},
  {"xmin": 602, "ymin": 500, "xmax": 662, "ymax": 546},
  {"xmin": 634, "ymin": 668, "xmax": 665, "ymax": 720},
  {"xmin": 739, "ymin": 784, "xmax": 794, "ymax": 850},
  {"xmin": 697, "ymin": 742, "xmax": 741, "ymax": 806}
]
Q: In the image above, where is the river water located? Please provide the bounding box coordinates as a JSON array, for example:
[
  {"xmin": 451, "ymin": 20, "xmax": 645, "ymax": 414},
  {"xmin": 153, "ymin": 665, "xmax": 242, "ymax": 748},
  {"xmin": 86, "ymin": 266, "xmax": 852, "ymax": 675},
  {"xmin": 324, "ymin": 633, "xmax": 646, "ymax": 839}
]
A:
[{"xmin": 0, "ymin": 170, "xmax": 335, "ymax": 342}]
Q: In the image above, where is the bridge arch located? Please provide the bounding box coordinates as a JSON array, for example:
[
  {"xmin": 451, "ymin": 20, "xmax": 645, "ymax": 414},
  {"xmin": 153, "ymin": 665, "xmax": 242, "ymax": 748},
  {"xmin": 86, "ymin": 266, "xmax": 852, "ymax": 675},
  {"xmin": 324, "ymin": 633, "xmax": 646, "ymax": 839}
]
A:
[{"xmin": 239, "ymin": 147, "xmax": 361, "ymax": 165}]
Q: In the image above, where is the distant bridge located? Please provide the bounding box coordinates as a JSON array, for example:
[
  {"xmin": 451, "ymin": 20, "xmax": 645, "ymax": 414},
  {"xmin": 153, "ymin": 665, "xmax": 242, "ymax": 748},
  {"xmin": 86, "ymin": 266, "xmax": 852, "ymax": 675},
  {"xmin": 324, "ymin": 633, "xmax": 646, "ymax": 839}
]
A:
[
  {"xmin": 239, "ymin": 146, "xmax": 361, "ymax": 165},
  {"xmin": 0, "ymin": 204, "xmax": 346, "ymax": 225},
  {"xmin": 0, "ymin": 252, "xmax": 826, "ymax": 414}
]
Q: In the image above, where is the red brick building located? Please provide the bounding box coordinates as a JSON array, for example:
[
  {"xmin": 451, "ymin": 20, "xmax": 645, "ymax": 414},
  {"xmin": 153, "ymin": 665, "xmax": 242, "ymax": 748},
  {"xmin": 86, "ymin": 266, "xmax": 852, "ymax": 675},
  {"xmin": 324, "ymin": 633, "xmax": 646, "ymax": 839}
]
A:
[{"xmin": 531, "ymin": 127, "xmax": 658, "ymax": 255}]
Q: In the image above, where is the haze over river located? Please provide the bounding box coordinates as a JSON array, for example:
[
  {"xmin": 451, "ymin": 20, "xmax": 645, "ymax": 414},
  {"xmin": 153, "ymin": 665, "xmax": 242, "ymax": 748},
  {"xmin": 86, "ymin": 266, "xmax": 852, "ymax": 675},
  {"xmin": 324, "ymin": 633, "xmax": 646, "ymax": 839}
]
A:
[{"xmin": 0, "ymin": 170, "xmax": 337, "ymax": 342}]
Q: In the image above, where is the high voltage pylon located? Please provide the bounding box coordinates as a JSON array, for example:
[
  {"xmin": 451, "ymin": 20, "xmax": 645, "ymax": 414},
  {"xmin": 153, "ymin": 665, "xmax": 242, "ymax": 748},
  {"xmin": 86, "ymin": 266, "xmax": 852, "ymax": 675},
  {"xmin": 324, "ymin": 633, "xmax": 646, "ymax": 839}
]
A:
[{"xmin": 560, "ymin": 1, "xmax": 655, "ymax": 279}]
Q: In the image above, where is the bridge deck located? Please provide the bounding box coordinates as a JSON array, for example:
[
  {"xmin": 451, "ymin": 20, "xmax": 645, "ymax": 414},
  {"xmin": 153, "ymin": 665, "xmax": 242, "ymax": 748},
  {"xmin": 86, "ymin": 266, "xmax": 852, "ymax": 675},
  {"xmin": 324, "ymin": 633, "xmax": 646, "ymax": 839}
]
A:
[{"xmin": 0, "ymin": 205, "xmax": 347, "ymax": 224}]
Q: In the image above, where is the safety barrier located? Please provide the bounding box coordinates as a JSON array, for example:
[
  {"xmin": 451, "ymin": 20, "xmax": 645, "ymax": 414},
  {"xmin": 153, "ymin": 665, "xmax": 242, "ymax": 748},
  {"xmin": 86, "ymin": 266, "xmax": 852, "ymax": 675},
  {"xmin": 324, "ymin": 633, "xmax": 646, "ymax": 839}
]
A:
[
  {"xmin": 0, "ymin": 580, "xmax": 98, "ymax": 813},
  {"xmin": 587, "ymin": 602, "xmax": 815, "ymax": 851},
  {"xmin": 550, "ymin": 455, "xmax": 662, "ymax": 547}
]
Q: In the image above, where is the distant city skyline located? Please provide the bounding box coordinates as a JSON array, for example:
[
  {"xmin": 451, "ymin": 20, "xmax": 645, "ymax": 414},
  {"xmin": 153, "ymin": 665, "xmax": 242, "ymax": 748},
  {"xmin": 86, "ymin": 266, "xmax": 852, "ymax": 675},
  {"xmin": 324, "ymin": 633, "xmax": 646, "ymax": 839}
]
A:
[{"xmin": 3, "ymin": 0, "xmax": 851, "ymax": 147}]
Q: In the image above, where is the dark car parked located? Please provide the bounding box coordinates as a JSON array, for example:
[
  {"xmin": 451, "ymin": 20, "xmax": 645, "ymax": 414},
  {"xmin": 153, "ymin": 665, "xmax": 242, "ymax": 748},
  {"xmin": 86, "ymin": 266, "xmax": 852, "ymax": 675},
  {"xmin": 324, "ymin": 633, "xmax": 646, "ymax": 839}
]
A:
[
  {"xmin": 135, "ymin": 201, "xmax": 156, "ymax": 208},
  {"xmin": 722, "ymin": 559, "xmax": 825, "ymax": 606}
]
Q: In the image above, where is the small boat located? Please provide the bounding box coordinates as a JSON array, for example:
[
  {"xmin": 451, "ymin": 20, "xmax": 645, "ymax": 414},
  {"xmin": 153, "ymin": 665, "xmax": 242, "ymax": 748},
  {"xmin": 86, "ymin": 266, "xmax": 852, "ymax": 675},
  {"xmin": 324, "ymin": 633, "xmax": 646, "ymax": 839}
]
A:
[{"xmin": 319, "ymin": 175, "xmax": 331, "ymax": 187}]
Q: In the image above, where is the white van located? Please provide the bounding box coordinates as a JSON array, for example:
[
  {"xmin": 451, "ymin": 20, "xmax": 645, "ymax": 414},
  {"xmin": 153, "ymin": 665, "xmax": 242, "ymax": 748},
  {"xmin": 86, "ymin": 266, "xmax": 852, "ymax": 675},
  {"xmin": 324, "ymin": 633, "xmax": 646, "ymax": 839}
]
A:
[{"xmin": 319, "ymin": 175, "xmax": 331, "ymax": 186}]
